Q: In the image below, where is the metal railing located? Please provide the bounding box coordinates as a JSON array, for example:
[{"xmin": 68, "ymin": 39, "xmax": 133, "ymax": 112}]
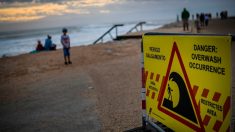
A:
[
  {"xmin": 127, "ymin": 21, "xmax": 146, "ymax": 34},
  {"xmin": 93, "ymin": 24, "xmax": 124, "ymax": 44}
]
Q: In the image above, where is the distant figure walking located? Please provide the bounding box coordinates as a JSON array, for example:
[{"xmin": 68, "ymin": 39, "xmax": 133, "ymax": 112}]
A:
[
  {"xmin": 61, "ymin": 28, "xmax": 72, "ymax": 65},
  {"xmin": 195, "ymin": 16, "xmax": 201, "ymax": 33},
  {"xmin": 44, "ymin": 35, "xmax": 56, "ymax": 51},
  {"xmin": 205, "ymin": 14, "xmax": 209, "ymax": 26},
  {"xmin": 181, "ymin": 8, "xmax": 190, "ymax": 31},
  {"xmin": 200, "ymin": 13, "xmax": 205, "ymax": 27},
  {"xmin": 36, "ymin": 40, "xmax": 44, "ymax": 51},
  {"xmin": 220, "ymin": 11, "xmax": 228, "ymax": 19}
]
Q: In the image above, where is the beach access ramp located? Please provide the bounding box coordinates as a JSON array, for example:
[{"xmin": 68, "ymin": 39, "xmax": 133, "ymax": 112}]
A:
[{"xmin": 93, "ymin": 22, "xmax": 145, "ymax": 44}]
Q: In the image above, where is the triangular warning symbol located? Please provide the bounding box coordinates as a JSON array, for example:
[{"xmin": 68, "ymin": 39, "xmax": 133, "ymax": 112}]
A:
[{"xmin": 157, "ymin": 42, "xmax": 205, "ymax": 131}]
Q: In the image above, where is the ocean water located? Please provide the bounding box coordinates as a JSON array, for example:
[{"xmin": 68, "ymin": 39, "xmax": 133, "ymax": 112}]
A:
[
  {"xmin": 0, "ymin": 20, "xmax": 172, "ymax": 57},
  {"xmin": 1, "ymin": 0, "xmax": 234, "ymax": 57}
]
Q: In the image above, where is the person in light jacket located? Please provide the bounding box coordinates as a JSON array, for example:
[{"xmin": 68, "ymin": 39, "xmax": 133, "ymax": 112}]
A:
[{"xmin": 61, "ymin": 28, "xmax": 72, "ymax": 65}]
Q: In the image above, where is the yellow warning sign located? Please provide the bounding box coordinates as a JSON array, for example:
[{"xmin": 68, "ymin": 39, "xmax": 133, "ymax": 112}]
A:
[{"xmin": 143, "ymin": 34, "xmax": 231, "ymax": 132}]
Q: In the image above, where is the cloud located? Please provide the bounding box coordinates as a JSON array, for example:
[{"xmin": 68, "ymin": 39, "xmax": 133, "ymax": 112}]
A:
[
  {"xmin": 99, "ymin": 10, "xmax": 110, "ymax": 14},
  {"xmin": 0, "ymin": 0, "xmax": 117, "ymax": 22},
  {"xmin": 0, "ymin": 0, "xmax": 67, "ymax": 3},
  {"xmin": 63, "ymin": 0, "xmax": 117, "ymax": 8},
  {"xmin": 0, "ymin": 0, "xmax": 116, "ymax": 5},
  {"xmin": 0, "ymin": 3, "xmax": 78, "ymax": 22}
]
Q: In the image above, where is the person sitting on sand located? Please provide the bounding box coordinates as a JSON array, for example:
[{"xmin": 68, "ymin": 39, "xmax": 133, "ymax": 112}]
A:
[
  {"xmin": 51, "ymin": 43, "xmax": 56, "ymax": 50},
  {"xmin": 36, "ymin": 40, "xmax": 44, "ymax": 51},
  {"xmin": 44, "ymin": 35, "xmax": 52, "ymax": 50},
  {"xmin": 44, "ymin": 35, "xmax": 56, "ymax": 51},
  {"xmin": 61, "ymin": 28, "xmax": 72, "ymax": 65},
  {"xmin": 181, "ymin": 8, "xmax": 190, "ymax": 31}
]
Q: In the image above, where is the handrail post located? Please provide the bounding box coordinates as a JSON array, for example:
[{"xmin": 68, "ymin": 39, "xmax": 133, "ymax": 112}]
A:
[
  {"xmin": 127, "ymin": 21, "xmax": 146, "ymax": 34},
  {"xmin": 109, "ymin": 32, "xmax": 114, "ymax": 40},
  {"xmin": 140, "ymin": 23, "xmax": 143, "ymax": 31},
  {"xmin": 116, "ymin": 26, "xmax": 118, "ymax": 38},
  {"xmin": 93, "ymin": 24, "xmax": 124, "ymax": 44}
]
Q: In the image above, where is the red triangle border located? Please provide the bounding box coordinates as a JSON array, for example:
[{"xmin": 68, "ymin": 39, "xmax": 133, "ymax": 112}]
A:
[{"xmin": 157, "ymin": 42, "xmax": 205, "ymax": 131}]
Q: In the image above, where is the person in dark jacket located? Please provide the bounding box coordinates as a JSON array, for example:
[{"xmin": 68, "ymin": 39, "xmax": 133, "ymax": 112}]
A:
[
  {"xmin": 36, "ymin": 40, "xmax": 44, "ymax": 51},
  {"xmin": 181, "ymin": 8, "xmax": 190, "ymax": 31},
  {"xmin": 200, "ymin": 13, "xmax": 205, "ymax": 27}
]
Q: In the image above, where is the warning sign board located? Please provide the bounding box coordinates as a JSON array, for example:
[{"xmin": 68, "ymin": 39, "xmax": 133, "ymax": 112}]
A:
[{"xmin": 143, "ymin": 33, "xmax": 231, "ymax": 132}]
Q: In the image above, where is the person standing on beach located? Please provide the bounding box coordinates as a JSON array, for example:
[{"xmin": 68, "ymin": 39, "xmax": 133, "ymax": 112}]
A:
[
  {"xmin": 205, "ymin": 14, "xmax": 209, "ymax": 26},
  {"xmin": 61, "ymin": 28, "xmax": 72, "ymax": 65},
  {"xmin": 181, "ymin": 8, "xmax": 190, "ymax": 31},
  {"xmin": 200, "ymin": 13, "xmax": 205, "ymax": 27}
]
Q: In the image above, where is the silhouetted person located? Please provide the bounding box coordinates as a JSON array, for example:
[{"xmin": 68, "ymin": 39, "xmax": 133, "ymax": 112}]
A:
[
  {"xmin": 200, "ymin": 13, "xmax": 205, "ymax": 27},
  {"xmin": 181, "ymin": 8, "xmax": 190, "ymax": 31},
  {"xmin": 220, "ymin": 11, "xmax": 228, "ymax": 19},
  {"xmin": 195, "ymin": 17, "xmax": 200, "ymax": 33},
  {"xmin": 168, "ymin": 84, "xmax": 173, "ymax": 101},
  {"xmin": 205, "ymin": 14, "xmax": 209, "ymax": 26},
  {"xmin": 192, "ymin": 14, "xmax": 194, "ymax": 20},
  {"xmin": 223, "ymin": 11, "xmax": 228, "ymax": 19},
  {"xmin": 196, "ymin": 13, "xmax": 199, "ymax": 19},
  {"xmin": 208, "ymin": 13, "xmax": 212, "ymax": 19},
  {"xmin": 36, "ymin": 40, "xmax": 44, "ymax": 51}
]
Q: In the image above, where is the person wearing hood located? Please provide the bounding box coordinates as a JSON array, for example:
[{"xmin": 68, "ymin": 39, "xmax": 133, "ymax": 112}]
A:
[
  {"xmin": 181, "ymin": 8, "xmax": 190, "ymax": 31},
  {"xmin": 44, "ymin": 35, "xmax": 52, "ymax": 50}
]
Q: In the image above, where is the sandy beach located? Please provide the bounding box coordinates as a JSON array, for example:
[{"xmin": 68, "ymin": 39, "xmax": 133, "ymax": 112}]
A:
[{"xmin": 0, "ymin": 18, "xmax": 235, "ymax": 131}]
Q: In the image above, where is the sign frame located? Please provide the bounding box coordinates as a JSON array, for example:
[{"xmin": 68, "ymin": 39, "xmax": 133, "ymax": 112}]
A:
[{"xmin": 141, "ymin": 33, "xmax": 234, "ymax": 132}]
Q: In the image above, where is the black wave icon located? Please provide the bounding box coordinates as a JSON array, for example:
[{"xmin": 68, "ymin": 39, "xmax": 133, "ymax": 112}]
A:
[{"xmin": 163, "ymin": 72, "xmax": 197, "ymax": 123}]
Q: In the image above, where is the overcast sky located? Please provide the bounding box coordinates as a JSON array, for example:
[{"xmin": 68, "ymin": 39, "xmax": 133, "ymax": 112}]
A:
[{"xmin": 0, "ymin": 0, "xmax": 234, "ymax": 31}]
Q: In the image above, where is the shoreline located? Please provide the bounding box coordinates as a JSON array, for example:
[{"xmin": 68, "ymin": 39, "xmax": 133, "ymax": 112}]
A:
[
  {"xmin": 2, "ymin": 17, "xmax": 235, "ymax": 59},
  {"xmin": 0, "ymin": 17, "xmax": 180, "ymax": 59},
  {"xmin": 0, "ymin": 20, "xmax": 172, "ymax": 58}
]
